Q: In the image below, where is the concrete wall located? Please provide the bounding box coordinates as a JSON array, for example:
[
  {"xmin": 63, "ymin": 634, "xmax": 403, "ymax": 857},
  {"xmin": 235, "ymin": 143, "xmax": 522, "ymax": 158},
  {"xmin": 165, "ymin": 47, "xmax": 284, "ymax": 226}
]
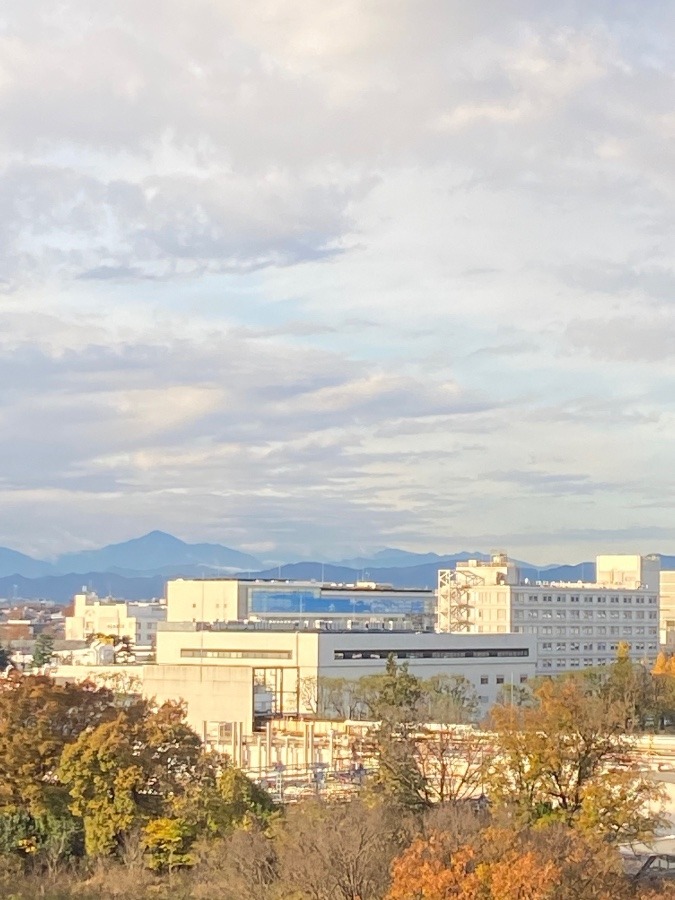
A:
[
  {"xmin": 661, "ymin": 571, "xmax": 675, "ymax": 645},
  {"xmin": 166, "ymin": 580, "xmax": 243, "ymax": 622},
  {"xmin": 143, "ymin": 663, "xmax": 255, "ymax": 737}
]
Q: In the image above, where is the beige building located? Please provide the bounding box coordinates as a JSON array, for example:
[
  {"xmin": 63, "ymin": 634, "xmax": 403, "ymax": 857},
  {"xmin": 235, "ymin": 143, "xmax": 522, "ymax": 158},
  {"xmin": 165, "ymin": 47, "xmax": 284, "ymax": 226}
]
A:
[
  {"xmin": 438, "ymin": 554, "xmax": 660, "ymax": 673},
  {"xmin": 660, "ymin": 571, "xmax": 675, "ymax": 646},
  {"xmin": 65, "ymin": 592, "xmax": 166, "ymax": 650}
]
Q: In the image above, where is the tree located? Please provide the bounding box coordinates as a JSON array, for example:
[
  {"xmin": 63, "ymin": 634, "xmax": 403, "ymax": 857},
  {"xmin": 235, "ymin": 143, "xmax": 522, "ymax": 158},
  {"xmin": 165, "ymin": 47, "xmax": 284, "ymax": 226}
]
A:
[
  {"xmin": 58, "ymin": 700, "xmax": 212, "ymax": 856},
  {"xmin": 0, "ymin": 676, "xmax": 117, "ymax": 815},
  {"xmin": 31, "ymin": 633, "xmax": 54, "ymax": 667},
  {"xmin": 486, "ymin": 677, "xmax": 664, "ymax": 842},
  {"xmin": 58, "ymin": 713, "xmax": 150, "ymax": 856},
  {"xmin": 412, "ymin": 727, "xmax": 488, "ymax": 805},
  {"xmin": 277, "ymin": 797, "xmax": 410, "ymax": 900},
  {"xmin": 421, "ymin": 674, "xmax": 479, "ymax": 724},
  {"xmin": 374, "ymin": 655, "xmax": 423, "ymax": 728},
  {"xmin": 387, "ymin": 824, "xmax": 633, "ymax": 900},
  {"xmin": 142, "ymin": 817, "xmax": 194, "ymax": 874}
]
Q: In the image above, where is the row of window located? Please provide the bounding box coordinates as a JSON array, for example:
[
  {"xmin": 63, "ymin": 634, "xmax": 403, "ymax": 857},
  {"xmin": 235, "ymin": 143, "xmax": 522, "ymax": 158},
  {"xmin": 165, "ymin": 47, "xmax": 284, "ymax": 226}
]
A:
[
  {"xmin": 540, "ymin": 641, "xmax": 650, "ymax": 653},
  {"xmin": 180, "ymin": 649, "xmax": 293, "ymax": 660},
  {"xmin": 514, "ymin": 594, "xmax": 656, "ymax": 605},
  {"xmin": 479, "ymin": 674, "xmax": 529, "ymax": 685},
  {"xmin": 513, "ymin": 625, "xmax": 658, "ymax": 638},
  {"xmin": 514, "ymin": 609, "xmax": 656, "ymax": 620},
  {"xmin": 333, "ymin": 648, "xmax": 531, "ymax": 660},
  {"xmin": 540, "ymin": 659, "xmax": 602, "ymax": 669}
]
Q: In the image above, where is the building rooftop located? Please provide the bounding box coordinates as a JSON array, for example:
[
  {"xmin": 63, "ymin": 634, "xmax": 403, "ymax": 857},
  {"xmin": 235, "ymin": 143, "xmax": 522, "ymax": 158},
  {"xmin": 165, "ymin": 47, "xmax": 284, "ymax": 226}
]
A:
[{"xmin": 169, "ymin": 577, "xmax": 432, "ymax": 593}]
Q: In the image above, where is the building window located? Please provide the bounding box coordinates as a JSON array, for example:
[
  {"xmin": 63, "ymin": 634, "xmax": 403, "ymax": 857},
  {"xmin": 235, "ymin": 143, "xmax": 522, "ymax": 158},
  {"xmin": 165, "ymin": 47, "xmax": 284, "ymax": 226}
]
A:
[
  {"xmin": 520, "ymin": 675, "xmax": 528, "ymax": 684},
  {"xmin": 480, "ymin": 676, "xmax": 488, "ymax": 685},
  {"xmin": 180, "ymin": 648, "xmax": 293, "ymax": 660},
  {"xmin": 333, "ymin": 647, "xmax": 531, "ymax": 661},
  {"xmin": 496, "ymin": 676, "xmax": 504, "ymax": 685}
]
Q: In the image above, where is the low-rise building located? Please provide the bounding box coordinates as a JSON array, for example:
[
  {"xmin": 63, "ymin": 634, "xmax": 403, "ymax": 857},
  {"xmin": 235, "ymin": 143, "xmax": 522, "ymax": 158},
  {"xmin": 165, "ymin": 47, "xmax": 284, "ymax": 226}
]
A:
[
  {"xmin": 152, "ymin": 622, "xmax": 536, "ymax": 736},
  {"xmin": 65, "ymin": 591, "xmax": 166, "ymax": 652}
]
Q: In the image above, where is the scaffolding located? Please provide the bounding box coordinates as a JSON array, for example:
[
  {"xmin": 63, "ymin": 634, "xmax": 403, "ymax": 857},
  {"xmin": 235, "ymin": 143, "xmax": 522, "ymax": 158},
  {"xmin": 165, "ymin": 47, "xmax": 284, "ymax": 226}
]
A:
[{"xmin": 436, "ymin": 568, "xmax": 484, "ymax": 633}]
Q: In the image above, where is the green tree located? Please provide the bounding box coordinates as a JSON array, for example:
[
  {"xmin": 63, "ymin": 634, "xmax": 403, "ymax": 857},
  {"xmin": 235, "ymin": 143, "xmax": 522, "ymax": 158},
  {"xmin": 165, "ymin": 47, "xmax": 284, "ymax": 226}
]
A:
[
  {"xmin": 59, "ymin": 713, "xmax": 150, "ymax": 856},
  {"xmin": 31, "ymin": 633, "xmax": 54, "ymax": 667}
]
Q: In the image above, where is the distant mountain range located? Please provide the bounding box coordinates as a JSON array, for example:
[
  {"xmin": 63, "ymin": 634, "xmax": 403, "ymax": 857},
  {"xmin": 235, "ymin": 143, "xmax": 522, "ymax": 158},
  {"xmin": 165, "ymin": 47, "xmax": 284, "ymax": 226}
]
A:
[
  {"xmin": 0, "ymin": 531, "xmax": 672, "ymax": 602},
  {"xmin": 0, "ymin": 531, "xmax": 262, "ymax": 580}
]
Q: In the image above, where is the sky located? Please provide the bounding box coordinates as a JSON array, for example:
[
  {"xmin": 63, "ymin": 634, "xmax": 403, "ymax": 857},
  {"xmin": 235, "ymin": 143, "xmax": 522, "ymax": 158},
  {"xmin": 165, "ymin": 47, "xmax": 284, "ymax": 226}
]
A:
[{"xmin": 1, "ymin": 1, "xmax": 674, "ymax": 564}]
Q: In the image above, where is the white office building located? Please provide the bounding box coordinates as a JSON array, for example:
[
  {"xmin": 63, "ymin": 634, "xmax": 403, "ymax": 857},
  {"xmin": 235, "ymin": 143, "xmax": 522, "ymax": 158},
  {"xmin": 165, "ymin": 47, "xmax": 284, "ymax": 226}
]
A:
[
  {"xmin": 150, "ymin": 623, "xmax": 536, "ymax": 737},
  {"xmin": 438, "ymin": 553, "xmax": 660, "ymax": 673},
  {"xmin": 166, "ymin": 578, "xmax": 435, "ymax": 629}
]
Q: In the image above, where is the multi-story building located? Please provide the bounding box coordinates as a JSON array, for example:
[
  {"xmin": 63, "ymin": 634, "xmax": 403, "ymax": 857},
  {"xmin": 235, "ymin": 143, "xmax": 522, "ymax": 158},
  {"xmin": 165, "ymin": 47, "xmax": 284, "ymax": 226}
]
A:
[
  {"xmin": 65, "ymin": 591, "xmax": 166, "ymax": 652},
  {"xmin": 438, "ymin": 553, "xmax": 660, "ymax": 673},
  {"xmin": 166, "ymin": 578, "xmax": 435, "ymax": 629}
]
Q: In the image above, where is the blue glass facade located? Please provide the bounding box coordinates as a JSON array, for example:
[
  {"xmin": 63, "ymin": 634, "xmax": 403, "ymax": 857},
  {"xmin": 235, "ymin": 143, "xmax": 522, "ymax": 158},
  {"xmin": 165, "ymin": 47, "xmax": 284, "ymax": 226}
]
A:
[{"xmin": 249, "ymin": 587, "xmax": 429, "ymax": 616}]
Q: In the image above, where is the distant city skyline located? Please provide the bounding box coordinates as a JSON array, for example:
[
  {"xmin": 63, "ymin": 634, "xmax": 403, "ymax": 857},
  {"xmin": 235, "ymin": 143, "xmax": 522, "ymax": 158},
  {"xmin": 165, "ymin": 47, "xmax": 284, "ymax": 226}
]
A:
[{"xmin": 1, "ymin": 3, "xmax": 674, "ymax": 564}]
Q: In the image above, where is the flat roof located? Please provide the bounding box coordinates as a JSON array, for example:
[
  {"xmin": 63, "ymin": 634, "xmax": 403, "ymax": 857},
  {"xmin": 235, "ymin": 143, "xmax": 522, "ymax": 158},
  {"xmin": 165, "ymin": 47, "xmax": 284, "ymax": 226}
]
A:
[{"xmin": 169, "ymin": 578, "xmax": 433, "ymax": 593}]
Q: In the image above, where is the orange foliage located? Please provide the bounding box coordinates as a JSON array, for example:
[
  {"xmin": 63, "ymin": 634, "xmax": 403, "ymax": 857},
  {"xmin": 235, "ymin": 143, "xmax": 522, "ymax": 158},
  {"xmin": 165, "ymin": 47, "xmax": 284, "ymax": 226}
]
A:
[{"xmin": 387, "ymin": 832, "xmax": 560, "ymax": 900}]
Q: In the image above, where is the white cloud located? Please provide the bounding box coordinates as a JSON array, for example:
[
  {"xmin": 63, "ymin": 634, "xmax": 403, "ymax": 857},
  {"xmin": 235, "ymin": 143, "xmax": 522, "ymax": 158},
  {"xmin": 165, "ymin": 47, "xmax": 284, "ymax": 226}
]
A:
[{"xmin": 1, "ymin": 1, "xmax": 674, "ymax": 562}]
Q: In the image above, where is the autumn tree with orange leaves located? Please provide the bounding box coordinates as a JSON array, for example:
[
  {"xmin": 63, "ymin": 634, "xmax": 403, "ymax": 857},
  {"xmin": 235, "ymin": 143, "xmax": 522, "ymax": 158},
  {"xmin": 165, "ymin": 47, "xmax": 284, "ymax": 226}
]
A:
[{"xmin": 387, "ymin": 824, "xmax": 634, "ymax": 900}]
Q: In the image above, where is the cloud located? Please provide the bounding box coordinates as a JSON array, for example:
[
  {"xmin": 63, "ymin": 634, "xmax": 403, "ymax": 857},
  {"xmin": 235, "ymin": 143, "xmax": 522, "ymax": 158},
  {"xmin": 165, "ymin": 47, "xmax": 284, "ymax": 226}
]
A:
[{"xmin": 1, "ymin": 1, "xmax": 675, "ymax": 561}]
